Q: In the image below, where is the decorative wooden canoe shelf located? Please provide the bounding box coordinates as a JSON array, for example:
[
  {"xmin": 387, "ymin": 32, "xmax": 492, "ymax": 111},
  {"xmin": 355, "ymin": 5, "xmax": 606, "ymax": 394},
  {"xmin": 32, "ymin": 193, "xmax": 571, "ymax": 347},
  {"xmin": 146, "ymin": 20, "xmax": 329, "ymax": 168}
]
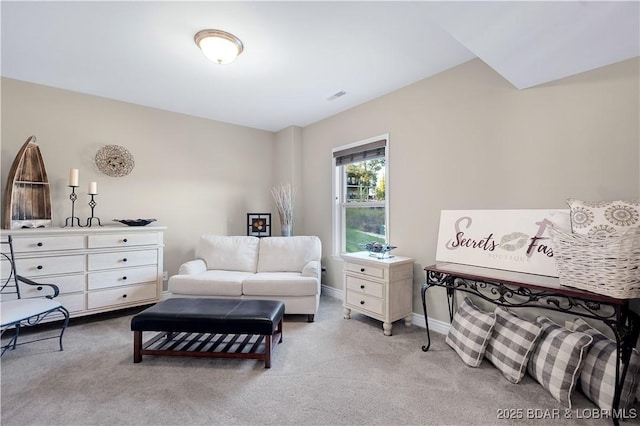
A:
[{"xmin": 2, "ymin": 136, "xmax": 53, "ymax": 229}]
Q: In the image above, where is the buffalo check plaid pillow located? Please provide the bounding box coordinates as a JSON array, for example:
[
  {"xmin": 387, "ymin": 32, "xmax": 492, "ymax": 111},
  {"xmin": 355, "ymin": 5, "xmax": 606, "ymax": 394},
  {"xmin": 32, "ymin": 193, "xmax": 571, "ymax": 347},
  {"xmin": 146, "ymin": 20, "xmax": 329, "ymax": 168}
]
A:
[
  {"xmin": 485, "ymin": 307, "xmax": 543, "ymax": 384},
  {"xmin": 445, "ymin": 297, "xmax": 496, "ymax": 367},
  {"xmin": 572, "ymin": 318, "xmax": 640, "ymax": 411},
  {"xmin": 527, "ymin": 316, "xmax": 593, "ymax": 408}
]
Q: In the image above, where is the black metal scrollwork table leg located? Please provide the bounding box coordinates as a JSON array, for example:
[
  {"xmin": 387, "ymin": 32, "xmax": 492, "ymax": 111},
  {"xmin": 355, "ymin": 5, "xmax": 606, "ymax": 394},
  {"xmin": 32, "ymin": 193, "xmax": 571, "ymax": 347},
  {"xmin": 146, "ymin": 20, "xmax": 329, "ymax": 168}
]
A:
[{"xmin": 421, "ymin": 271, "xmax": 453, "ymax": 352}]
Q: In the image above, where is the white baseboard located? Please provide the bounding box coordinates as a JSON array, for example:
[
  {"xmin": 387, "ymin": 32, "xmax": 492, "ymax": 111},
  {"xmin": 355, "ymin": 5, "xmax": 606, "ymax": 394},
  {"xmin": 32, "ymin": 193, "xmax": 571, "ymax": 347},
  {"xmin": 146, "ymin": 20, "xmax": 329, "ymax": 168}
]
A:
[
  {"xmin": 321, "ymin": 284, "xmax": 450, "ymax": 335},
  {"xmin": 410, "ymin": 312, "xmax": 450, "ymax": 335},
  {"xmin": 321, "ymin": 284, "xmax": 342, "ymax": 299}
]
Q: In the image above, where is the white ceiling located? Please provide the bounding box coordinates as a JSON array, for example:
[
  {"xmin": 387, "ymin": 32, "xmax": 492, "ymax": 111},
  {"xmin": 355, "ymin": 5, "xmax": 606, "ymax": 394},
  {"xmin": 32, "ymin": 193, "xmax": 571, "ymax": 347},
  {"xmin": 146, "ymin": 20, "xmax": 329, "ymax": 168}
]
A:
[{"xmin": 2, "ymin": 1, "xmax": 639, "ymax": 132}]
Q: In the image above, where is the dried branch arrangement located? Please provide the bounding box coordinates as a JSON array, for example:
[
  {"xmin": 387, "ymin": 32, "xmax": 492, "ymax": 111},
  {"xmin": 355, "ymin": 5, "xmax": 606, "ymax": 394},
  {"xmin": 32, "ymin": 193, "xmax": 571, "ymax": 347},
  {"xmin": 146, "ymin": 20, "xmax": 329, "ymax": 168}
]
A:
[{"xmin": 271, "ymin": 183, "xmax": 295, "ymax": 226}]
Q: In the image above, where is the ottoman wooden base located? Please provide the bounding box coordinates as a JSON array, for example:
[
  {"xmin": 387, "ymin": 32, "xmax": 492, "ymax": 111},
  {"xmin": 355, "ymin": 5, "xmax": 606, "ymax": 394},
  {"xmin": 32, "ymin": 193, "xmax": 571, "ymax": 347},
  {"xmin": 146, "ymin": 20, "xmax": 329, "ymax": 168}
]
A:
[
  {"xmin": 131, "ymin": 298, "xmax": 285, "ymax": 368},
  {"xmin": 133, "ymin": 328, "xmax": 282, "ymax": 368}
]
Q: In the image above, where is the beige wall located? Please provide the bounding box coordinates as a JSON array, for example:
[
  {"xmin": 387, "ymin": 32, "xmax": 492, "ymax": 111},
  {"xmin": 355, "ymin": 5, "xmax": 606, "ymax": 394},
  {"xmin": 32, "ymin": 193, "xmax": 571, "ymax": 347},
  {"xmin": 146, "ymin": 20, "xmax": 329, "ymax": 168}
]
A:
[
  {"xmin": 2, "ymin": 57, "xmax": 639, "ymax": 323},
  {"xmin": 274, "ymin": 126, "xmax": 303, "ymax": 235},
  {"xmin": 1, "ymin": 78, "xmax": 275, "ymax": 280},
  {"xmin": 301, "ymin": 58, "xmax": 640, "ymax": 322}
]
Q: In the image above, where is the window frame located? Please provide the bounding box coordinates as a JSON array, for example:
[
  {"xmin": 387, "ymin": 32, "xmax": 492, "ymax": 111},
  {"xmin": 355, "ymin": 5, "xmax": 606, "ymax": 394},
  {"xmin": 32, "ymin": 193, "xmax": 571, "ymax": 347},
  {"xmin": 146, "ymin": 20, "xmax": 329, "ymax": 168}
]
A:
[{"xmin": 332, "ymin": 134, "xmax": 389, "ymax": 256}]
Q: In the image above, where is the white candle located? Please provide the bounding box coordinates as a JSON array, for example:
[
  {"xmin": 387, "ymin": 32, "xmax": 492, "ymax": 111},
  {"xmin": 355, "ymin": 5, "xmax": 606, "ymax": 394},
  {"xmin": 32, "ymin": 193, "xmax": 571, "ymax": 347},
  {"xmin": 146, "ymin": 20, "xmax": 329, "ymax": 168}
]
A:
[
  {"xmin": 88, "ymin": 181, "xmax": 98, "ymax": 195},
  {"xmin": 69, "ymin": 169, "xmax": 79, "ymax": 187}
]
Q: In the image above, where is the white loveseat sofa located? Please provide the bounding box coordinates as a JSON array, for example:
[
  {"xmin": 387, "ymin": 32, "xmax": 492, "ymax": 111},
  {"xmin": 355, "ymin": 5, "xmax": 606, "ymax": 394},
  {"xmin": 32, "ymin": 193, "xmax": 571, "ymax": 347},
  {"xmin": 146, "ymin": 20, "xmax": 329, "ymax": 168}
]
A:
[{"xmin": 167, "ymin": 235, "xmax": 322, "ymax": 321}]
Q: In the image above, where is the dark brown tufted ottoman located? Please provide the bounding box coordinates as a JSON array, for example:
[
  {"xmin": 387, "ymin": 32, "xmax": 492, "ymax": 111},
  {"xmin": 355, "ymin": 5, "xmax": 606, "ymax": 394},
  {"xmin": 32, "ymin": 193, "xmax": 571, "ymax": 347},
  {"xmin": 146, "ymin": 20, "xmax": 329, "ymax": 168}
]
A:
[{"xmin": 131, "ymin": 298, "xmax": 284, "ymax": 368}]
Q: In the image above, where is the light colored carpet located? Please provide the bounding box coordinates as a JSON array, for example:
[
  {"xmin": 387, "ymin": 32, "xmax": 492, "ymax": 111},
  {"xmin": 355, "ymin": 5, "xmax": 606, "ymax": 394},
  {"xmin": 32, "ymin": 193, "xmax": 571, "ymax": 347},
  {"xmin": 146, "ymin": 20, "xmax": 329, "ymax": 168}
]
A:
[{"xmin": 1, "ymin": 295, "xmax": 636, "ymax": 426}]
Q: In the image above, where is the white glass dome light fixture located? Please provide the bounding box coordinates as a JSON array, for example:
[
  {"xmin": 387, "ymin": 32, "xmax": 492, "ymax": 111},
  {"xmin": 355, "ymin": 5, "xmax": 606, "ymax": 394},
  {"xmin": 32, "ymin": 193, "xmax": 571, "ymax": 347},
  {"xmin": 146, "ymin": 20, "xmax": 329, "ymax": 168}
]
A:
[{"xmin": 194, "ymin": 29, "xmax": 244, "ymax": 65}]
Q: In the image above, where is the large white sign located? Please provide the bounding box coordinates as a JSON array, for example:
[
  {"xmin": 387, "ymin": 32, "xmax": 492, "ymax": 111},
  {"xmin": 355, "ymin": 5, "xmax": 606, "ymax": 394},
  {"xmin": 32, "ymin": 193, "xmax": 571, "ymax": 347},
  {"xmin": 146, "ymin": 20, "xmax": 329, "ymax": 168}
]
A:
[{"xmin": 436, "ymin": 209, "xmax": 570, "ymax": 277}]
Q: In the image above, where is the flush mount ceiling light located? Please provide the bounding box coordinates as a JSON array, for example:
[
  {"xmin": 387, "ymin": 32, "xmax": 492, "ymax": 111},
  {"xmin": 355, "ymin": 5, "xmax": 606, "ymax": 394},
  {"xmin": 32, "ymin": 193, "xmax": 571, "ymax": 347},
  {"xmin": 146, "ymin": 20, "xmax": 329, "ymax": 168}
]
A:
[{"xmin": 194, "ymin": 29, "xmax": 244, "ymax": 65}]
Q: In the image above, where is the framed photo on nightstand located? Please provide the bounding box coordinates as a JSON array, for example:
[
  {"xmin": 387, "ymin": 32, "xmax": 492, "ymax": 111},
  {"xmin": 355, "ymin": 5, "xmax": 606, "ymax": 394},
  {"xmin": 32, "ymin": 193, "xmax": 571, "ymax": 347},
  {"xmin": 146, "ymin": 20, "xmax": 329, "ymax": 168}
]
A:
[{"xmin": 247, "ymin": 213, "xmax": 271, "ymax": 237}]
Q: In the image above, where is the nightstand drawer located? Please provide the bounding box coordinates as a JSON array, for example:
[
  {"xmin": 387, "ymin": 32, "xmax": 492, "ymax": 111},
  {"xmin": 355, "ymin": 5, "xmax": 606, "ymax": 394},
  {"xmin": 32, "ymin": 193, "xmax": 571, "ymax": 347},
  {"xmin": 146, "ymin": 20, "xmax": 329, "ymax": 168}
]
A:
[
  {"xmin": 88, "ymin": 233, "xmax": 159, "ymax": 249},
  {"xmin": 88, "ymin": 249, "xmax": 157, "ymax": 271},
  {"xmin": 346, "ymin": 262, "xmax": 384, "ymax": 279},
  {"xmin": 346, "ymin": 276, "xmax": 383, "ymax": 298},
  {"xmin": 88, "ymin": 266, "xmax": 158, "ymax": 290},
  {"xmin": 87, "ymin": 283, "xmax": 157, "ymax": 309},
  {"xmin": 12, "ymin": 235, "xmax": 84, "ymax": 252},
  {"xmin": 346, "ymin": 290, "xmax": 384, "ymax": 316}
]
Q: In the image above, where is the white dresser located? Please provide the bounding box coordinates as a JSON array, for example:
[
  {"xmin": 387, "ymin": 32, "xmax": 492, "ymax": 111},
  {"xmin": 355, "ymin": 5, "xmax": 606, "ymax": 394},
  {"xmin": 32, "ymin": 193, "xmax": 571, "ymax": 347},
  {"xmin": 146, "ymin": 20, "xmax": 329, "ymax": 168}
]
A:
[
  {"xmin": 341, "ymin": 252, "xmax": 414, "ymax": 336},
  {"xmin": 3, "ymin": 226, "xmax": 165, "ymax": 318}
]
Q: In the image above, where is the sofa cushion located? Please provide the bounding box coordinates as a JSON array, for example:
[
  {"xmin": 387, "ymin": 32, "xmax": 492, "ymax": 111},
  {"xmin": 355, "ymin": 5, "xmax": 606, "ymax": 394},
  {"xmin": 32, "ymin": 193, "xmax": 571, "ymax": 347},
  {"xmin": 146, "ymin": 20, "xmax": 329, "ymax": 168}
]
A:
[
  {"xmin": 168, "ymin": 270, "xmax": 250, "ymax": 297},
  {"xmin": 196, "ymin": 235, "xmax": 259, "ymax": 272},
  {"xmin": 257, "ymin": 236, "xmax": 321, "ymax": 273},
  {"xmin": 242, "ymin": 272, "xmax": 319, "ymax": 296}
]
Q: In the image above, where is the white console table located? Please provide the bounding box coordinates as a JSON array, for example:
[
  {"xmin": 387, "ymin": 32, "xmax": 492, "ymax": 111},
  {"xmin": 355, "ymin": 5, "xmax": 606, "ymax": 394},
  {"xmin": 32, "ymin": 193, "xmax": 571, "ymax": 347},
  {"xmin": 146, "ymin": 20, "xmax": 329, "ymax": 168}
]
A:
[
  {"xmin": 2, "ymin": 226, "xmax": 165, "ymax": 319},
  {"xmin": 422, "ymin": 262, "xmax": 640, "ymax": 426}
]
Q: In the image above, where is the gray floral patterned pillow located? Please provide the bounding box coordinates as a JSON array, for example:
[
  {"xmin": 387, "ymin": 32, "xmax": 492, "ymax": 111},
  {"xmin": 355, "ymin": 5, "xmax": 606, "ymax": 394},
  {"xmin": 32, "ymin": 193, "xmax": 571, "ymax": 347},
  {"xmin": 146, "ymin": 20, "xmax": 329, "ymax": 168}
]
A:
[{"xmin": 566, "ymin": 199, "xmax": 640, "ymax": 235}]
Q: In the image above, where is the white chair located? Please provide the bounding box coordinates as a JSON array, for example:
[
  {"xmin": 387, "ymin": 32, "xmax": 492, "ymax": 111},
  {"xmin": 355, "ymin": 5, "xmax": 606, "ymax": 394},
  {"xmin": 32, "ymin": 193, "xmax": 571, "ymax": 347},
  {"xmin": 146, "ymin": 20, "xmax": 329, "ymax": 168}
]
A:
[{"xmin": 1, "ymin": 235, "xmax": 70, "ymax": 356}]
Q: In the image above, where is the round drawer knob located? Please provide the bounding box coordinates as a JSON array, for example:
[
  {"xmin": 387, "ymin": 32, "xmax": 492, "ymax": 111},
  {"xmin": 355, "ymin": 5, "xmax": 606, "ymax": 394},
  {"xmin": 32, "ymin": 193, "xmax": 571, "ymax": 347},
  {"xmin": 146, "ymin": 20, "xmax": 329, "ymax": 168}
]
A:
[
  {"xmin": 37, "ymin": 286, "xmax": 43, "ymax": 291},
  {"xmin": 360, "ymin": 284, "xmax": 365, "ymax": 289},
  {"xmin": 36, "ymin": 265, "xmax": 43, "ymax": 270},
  {"xmin": 360, "ymin": 268, "xmax": 365, "ymax": 272},
  {"xmin": 37, "ymin": 242, "xmax": 43, "ymax": 247},
  {"xmin": 123, "ymin": 238, "xmax": 128, "ymax": 243},
  {"xmin": 122, "ymin": 276, "xmax": 127, "ymax": 280},
  {"xmin": 360, "ymin": 300, "xmax": 365, "ymax": 305},
  {"xmin": 122, "ymin": 258, "xmax": 128, "ymax": 262},
  {"xmin": 122, "ymin": 294, "xmax": 127, "ymax": 298}
]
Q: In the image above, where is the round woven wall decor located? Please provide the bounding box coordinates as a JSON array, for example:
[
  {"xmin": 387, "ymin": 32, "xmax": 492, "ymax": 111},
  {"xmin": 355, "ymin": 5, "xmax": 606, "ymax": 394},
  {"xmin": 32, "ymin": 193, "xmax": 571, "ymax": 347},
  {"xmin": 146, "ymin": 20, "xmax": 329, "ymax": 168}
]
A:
[{"xmin": 95, "ymin": 145, "xmax": 135, "ymax": 177}]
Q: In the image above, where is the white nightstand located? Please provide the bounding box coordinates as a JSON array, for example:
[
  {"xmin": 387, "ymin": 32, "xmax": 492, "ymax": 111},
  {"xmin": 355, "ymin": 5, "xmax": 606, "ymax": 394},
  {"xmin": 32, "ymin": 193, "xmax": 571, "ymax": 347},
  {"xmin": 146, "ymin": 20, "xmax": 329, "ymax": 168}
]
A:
[{"xmin": 341, "ymin": 252, "xmax": 414, "ymax": 336}]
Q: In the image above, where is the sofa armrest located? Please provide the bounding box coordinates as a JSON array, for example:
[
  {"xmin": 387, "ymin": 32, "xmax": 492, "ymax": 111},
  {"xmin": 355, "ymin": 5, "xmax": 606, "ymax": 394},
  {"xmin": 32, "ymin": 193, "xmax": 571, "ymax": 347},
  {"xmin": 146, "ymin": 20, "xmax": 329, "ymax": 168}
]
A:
[
  {"xmin": 177, "ymin": 259, "xmax": 207, "ymax": 275},
  {"xmin": 302, "ymin": 260, "xmax": 321, "ymax": 281}
]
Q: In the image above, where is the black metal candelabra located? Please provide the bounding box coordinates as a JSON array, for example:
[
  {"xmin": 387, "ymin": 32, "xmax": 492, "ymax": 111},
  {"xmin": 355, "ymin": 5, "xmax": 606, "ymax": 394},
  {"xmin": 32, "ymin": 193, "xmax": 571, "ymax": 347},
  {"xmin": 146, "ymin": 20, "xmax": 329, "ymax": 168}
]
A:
[
  {"xmin": 63, "ymin": 186, "xmax": 83, "ymax": 227},
  {"xmin": 85, "ymin": 194, "xmax": 102, "ymax": 227}
]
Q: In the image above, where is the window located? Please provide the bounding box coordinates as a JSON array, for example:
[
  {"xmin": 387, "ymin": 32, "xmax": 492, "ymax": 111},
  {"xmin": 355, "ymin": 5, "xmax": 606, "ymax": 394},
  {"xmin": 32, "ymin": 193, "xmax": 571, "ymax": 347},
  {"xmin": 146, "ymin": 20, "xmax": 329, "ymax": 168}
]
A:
[{"xmin": 333, "ymin": 135, "xmax": 388, "ymax": 254}]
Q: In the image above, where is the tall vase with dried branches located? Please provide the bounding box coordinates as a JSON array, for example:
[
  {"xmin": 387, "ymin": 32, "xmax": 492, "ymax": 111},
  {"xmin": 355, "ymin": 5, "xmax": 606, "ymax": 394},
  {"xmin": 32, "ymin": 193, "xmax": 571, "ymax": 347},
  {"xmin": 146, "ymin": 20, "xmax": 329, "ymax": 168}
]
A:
[{"xmin": 271, "ymin": 183, "xmax": 295, "ymax": 236}]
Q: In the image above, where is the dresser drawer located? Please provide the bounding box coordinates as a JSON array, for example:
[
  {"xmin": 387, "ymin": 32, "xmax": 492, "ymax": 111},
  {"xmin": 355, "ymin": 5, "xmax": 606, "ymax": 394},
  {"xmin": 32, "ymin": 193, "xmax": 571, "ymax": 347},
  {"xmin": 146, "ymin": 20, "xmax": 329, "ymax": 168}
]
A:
[
  {"xmin": 88, "ymin": 233, "xmax": 159, "ymax": 249},
  {"xmin": 346, "ymin": 290, "xmax": 384, "ymax": 316},
  {"xmin": 19, "ymin": 274, "xmax": 85, "ymax": 297},
  {"xmin": 12, "ymin": 235, "xmax": 85, "ymax": 252},
  {"xmin": 346, "ymin": 262, "xmax": 384, "ymax": 279},
  {"xmin": 87, "ymin": 249, "xmax": 157, "ymax": 271},
  {"xmin": 346, "ymin": 275, "xmax": 384, "ymax": 298},
  {"xmin": 1, "ymin": 257, "xmax": 14, "ymax": 280},
  {"xmin": 14, "ymin": 255, "xmax": 85, "ymax": 277},
  {"xmin": 87, "ymin": 283, "xmax": 158, "ymax": 310},
  {"xmin": 1, "ymin": 292, "xmax": 85, "ymax": 316},
  {"xmin": 57, "ymin": 293, "xmax": 86, "ymax": 313},
  {"xmin": 88, "ymin": 266, "xmax": 158, "ymax": 290}
]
